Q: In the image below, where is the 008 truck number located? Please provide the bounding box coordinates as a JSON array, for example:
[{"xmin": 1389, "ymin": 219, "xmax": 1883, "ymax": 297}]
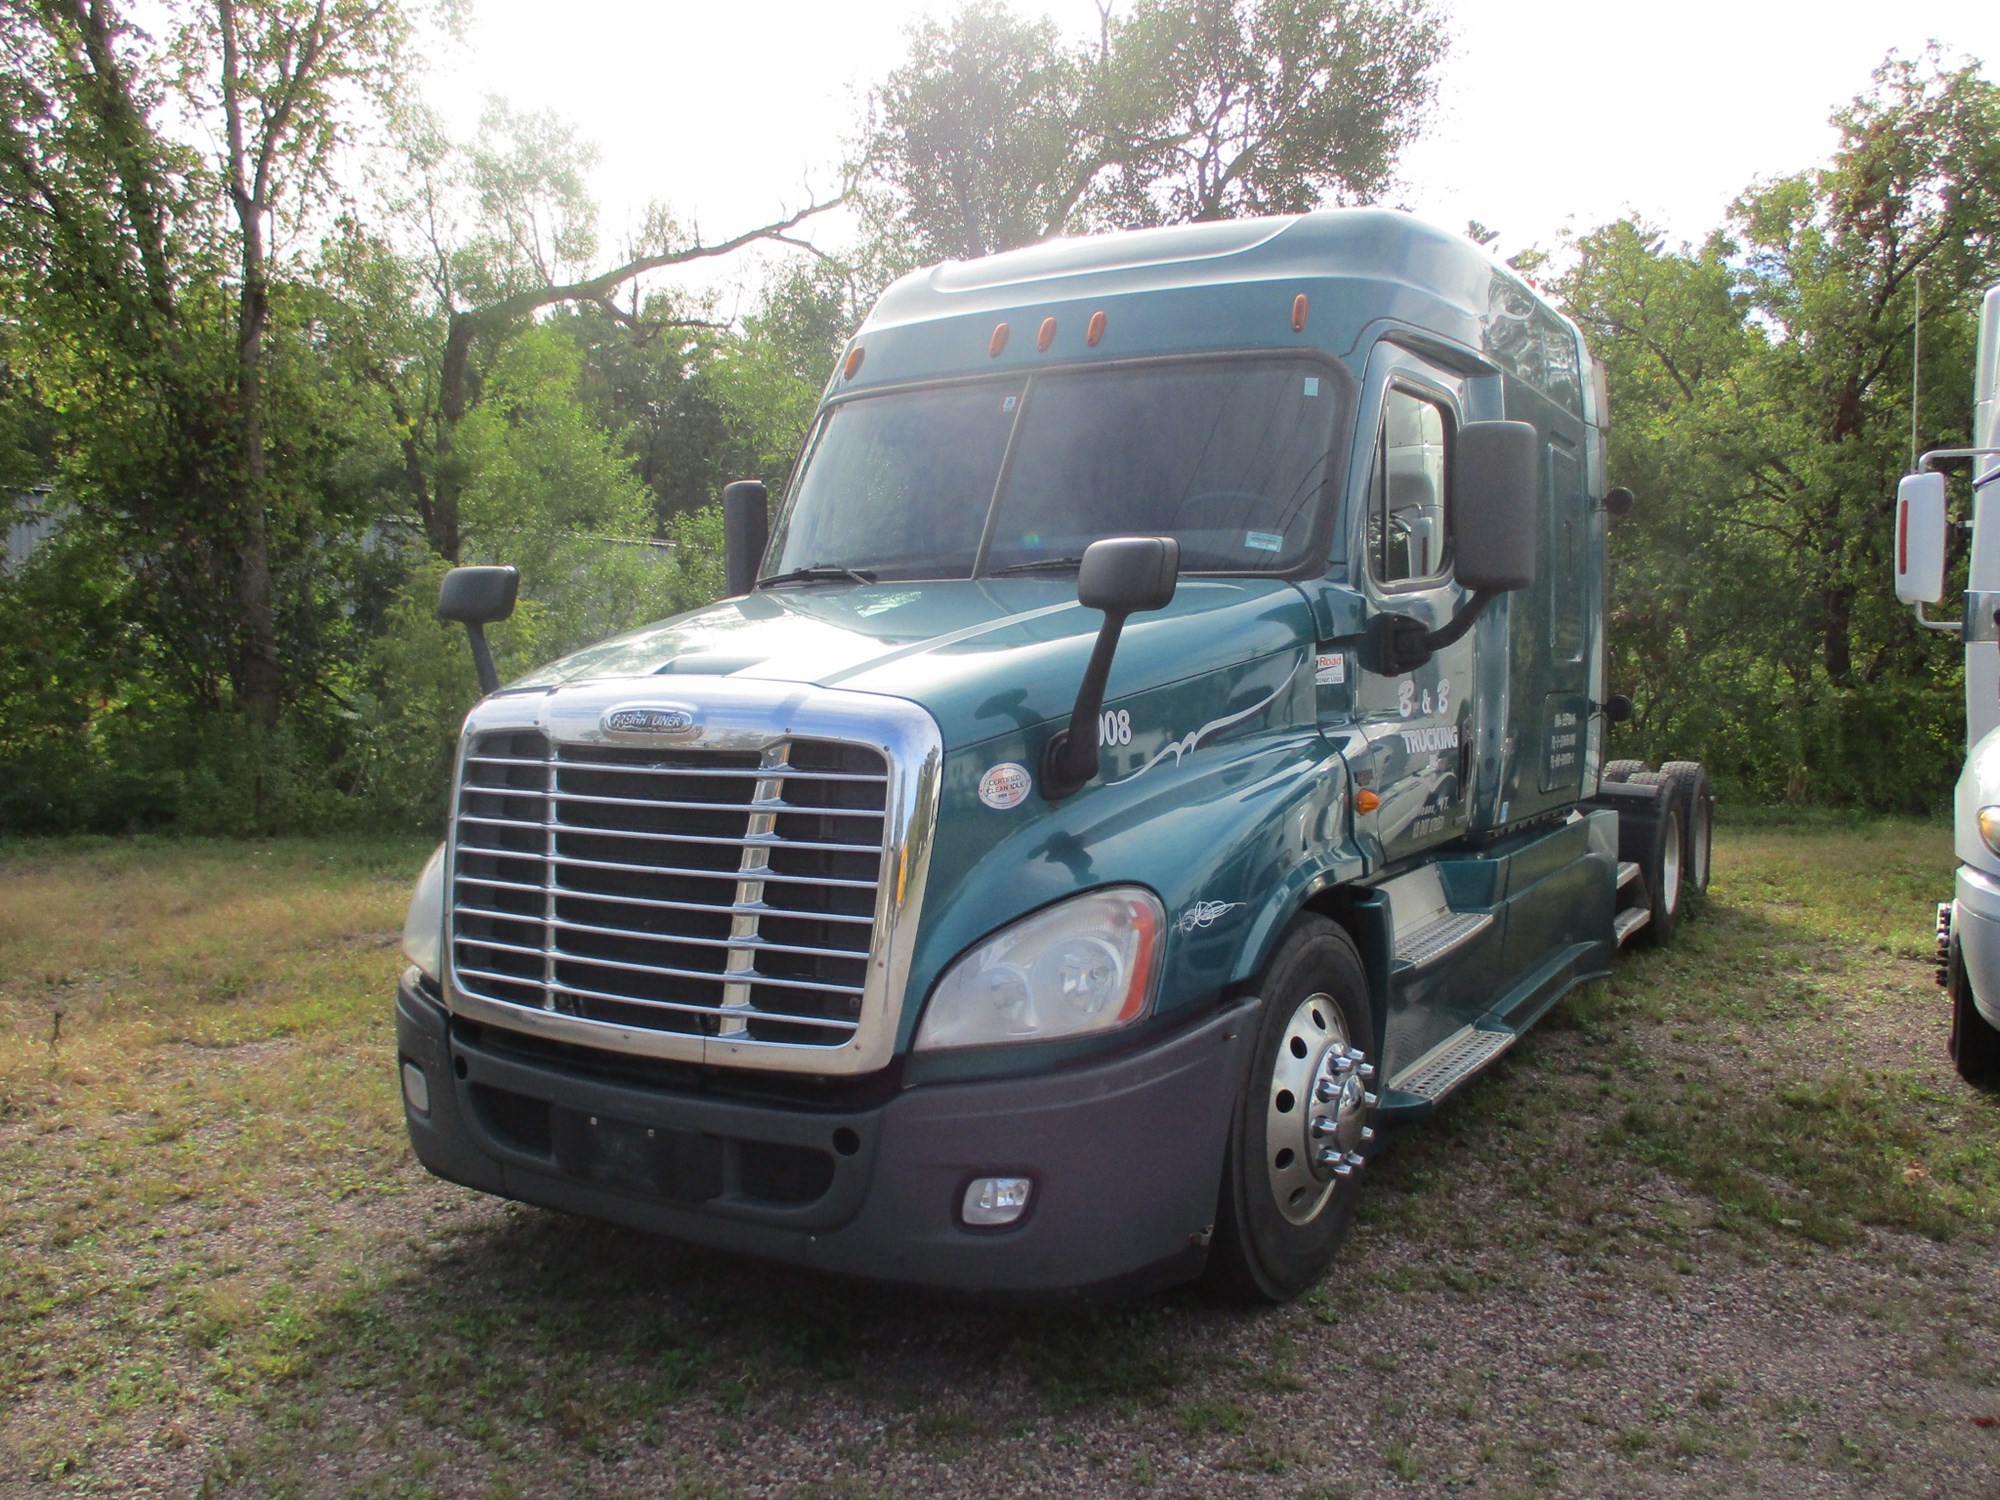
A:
[{"xmin": 1098, "ymin": 709, "xmax": 1133, "ymax": 747}]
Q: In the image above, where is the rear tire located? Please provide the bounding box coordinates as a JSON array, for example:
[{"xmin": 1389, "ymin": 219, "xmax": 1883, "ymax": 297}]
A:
[
  {"xmin": 1602, "ymin": 759, "xmax": 1647, "ymax": 786},
  {"xmin": 1659, "ymin": 761, "xmax": 1714, "ymax": 903},
  {"xmin": 1205, "ymin": 916, "xmax": 1377, "ymax": 1303},
  {"xmin": 1625, "ymin": 772, "xmax": 1684, "ymax": 947},
  {"xmin": 1948, "ymin": 933, "xmax": 2000, "ymax": 1089}
]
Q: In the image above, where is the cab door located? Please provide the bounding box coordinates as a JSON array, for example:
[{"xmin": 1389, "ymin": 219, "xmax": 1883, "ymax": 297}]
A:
[{"xmin": 1342, "ymin": 349, "xmax": 1476, "ymax": 866}]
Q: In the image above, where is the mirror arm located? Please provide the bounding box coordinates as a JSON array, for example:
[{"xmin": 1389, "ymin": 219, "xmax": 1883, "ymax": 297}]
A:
[
  {"xmin": 1042, "ymin": 612, "xmax": 1128, "ymax": 801},
  {"xmin": 1375, "ymin": 590, "xmax": 1498, "ymax": 676},
  {"xmin": 1423, "ymin": 589, "xmax": 1498, "ymax": 653},
  {"xmin": 464, "ymin": 624, "xmax": 501, "ymax": 695}
]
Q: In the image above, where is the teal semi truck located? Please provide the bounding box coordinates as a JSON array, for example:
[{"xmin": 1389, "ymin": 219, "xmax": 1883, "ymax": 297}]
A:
[{"xmin": 394, "ymin": 210, "xmax": 1713, "ymax": 1300}]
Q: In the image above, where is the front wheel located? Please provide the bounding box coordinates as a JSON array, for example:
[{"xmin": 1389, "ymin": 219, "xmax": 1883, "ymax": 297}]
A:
[
  {"xmin": 1948, "ymin": 933, "xmax": 2000, "ymax": 1089},
  {"xmin": 1205, "ymin": 916, "xmax": 1377, "ymax": 1302}
]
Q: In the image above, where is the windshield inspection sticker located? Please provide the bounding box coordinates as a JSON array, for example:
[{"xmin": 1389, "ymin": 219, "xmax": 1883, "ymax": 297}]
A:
[
  {"xmin": 1315, "ymin": 652, "xmax": 1346, "ymax": 686},
  {"xmin": 979, "ymin": 762, "xmax": 1033, "ymax": 810},
  {"xmin": 1303, "ymin": 377, "xmax": 1320, "ymax": 397},
  {"xmin": 1244, "ymin": 530, "xmax": 1284, "ymax": 553}
]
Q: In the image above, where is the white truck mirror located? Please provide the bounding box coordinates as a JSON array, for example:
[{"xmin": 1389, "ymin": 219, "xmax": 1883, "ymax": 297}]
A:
[{"xmin": 1896, "ymin": 472, "xmax": 1949, "ymax": 605}]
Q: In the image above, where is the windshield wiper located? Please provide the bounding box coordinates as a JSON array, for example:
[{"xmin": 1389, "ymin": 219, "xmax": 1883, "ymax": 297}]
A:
[
  {"xmin": 755, "ymin": 563, "xmax": 878, "ymax": 588},
  {"xmin": 988, "ymin": 556, "xmax": 1086, "ymax": 576}
]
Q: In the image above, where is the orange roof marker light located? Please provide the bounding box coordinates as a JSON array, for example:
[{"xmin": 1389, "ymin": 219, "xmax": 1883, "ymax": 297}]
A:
[
  {"xmin": 1037, "ymin": 317, "xmax": 1057, "ymax": 352},
  {"xmin": 1291, "ymin": 293, "xmax": 1309, "ymax": 333},
  {"xmin": 842, "ymin": 345, "xmax": 865, "ymax": 379},
  {"xmin": 1086, "ymin": 310, "xmax": 1107, "ymax": 347},
  {"xmin": 989, "ymin": 323, "xmax": 1010, "ymax": 357}
]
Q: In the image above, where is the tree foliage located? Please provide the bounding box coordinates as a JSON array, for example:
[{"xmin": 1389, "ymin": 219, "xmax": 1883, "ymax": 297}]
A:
[
  {"xmin": 860, "ymin": 0, "xmax": 1445, "ymax": 262},
  {"xmin": 1558, "ymin": 49, "xmax": 2000, "ymax": 807}
]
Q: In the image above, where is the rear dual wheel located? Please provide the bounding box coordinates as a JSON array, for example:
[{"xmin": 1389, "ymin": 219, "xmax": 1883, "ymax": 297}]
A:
[{"xmin": 1206, "ymin": 916, "xmax": 1376, "ymax": 1302}]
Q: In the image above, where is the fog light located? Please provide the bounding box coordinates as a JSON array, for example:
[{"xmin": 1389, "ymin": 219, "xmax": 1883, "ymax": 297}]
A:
[
  {"xmin": 401, "ymin": 1061, "xmax": 431, "ymax": 1115},
  {"xmin": 962, "ymin": 1176, "xmax": 1032, "ymax": 1227}
]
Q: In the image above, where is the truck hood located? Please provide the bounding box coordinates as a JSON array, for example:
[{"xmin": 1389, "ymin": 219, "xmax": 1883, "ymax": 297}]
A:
[{"xmin": 506, "ymin": 577, "xmax": 1315, "ymax": 749}]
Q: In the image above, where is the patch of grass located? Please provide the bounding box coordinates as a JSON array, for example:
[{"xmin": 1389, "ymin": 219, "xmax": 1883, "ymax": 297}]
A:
[{"xmin": 5, "ymin": 824, "xmax": 1999, "ymax": 1497}]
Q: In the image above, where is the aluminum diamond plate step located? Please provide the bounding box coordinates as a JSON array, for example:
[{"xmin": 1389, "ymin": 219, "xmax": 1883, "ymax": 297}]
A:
[
  {"xmin": 1391, "ymin": 1024, "xmax": 1517, "ymax": 1104},
  {"xmin": 1393, "ymin": 909, "xmax": 1495, "ymax": 969}
]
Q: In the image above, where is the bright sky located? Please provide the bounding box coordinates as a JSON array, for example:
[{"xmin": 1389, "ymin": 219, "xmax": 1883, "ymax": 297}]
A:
[{"xmin": 425, "ymin": 0, "xmax": 1999, "ymax": 298}]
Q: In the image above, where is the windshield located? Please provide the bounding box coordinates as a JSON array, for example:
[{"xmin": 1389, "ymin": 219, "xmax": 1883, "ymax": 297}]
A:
[{"xmin": 765, "ymin": 356, "xmax": 1343, "ymax": 580}]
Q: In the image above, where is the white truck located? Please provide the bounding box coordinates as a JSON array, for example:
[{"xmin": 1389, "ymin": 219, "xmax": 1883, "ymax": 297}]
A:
[{"xmin": 1895, "ymin": 282, "xmax": 2000, "ymax": 1085}]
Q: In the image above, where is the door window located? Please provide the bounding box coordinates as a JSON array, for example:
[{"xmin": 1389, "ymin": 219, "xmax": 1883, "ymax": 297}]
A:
[{"xmin": 1367, "ymin": 388, "xmax": 1451, "ymax": 586}]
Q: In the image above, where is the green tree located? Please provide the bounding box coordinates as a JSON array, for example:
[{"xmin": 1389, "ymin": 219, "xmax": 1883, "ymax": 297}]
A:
[
  {"xmin": 1558, "ymin": 50, "xmax": 2000, "ymax": 807},
  {"xmin": 859, "ymin": 0, "xmax": 1446, "ymax": 262}
]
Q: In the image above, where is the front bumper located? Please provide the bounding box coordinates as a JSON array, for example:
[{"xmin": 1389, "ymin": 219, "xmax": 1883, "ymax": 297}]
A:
[
  {"xmin": 396, "ymin": 971, "xmax": 1255, "ymax": 1294},
  {"xmin": 1956, "ymin": 864, "xmax": 2000, "ymax": 1031}
]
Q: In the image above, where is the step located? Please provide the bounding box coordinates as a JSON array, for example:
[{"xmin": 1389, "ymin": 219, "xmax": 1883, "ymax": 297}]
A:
[
  {"xmin": 1617, "ymin": 860, "xmax": 1641, "ymax": 890},
  {"xmin": 1394, "ymin": 909, "xmax": 1496, "ymax": 969},
  {"xmin": 1612, "ymin": 906, "xmax": 1652, "ymax": 946},
  {"xmin": 1390, "ymin": 1024, "xmax": 1516, "ymax": 1104}
]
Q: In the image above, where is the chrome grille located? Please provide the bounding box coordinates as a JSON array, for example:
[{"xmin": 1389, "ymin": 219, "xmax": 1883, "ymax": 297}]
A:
[{"xmin": 450, "ymin": 729, "xmax": 890, "ymax": 1049}]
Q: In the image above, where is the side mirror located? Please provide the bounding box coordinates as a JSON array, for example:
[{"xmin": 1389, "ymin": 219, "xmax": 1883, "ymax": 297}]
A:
[
  {"xmin": 1078, "ymin": 534, "xmax": 1179, "ymax": 614},
  {"xmin": 437, "ymin": 565, "xmax": 519, "ymax": 696},
  {"xmin": 1043, "ymin": 537, "xmax": 1181, "ymax": 800},
  {"xmin": 1450, "ymin": 420, "xmax": 1539, "ymax": 593},
  {"xmin": 723, "ymin": 479, "xmax": 769, "ymax": 596},
  {"xmin": 1895, "ymin": 471, "xmax": 1948, "ymax": 606}
]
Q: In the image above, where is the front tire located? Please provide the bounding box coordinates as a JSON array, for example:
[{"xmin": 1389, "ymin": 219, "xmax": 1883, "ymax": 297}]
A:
[
  {"xmin": 1205, "ymin": 916, "xmax": 1377, "ymax": 1302},
  {"xmin": 1948, "ymin": 933, "xmax": 2000, "ymax": 1089}
]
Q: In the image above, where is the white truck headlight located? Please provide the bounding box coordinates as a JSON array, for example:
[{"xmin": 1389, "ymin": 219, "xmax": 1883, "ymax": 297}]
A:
[
  {"xmin": 401, "ymin": 843, "xmax": 447, "ymax": 982},
  {"xmin": 1980, "ymin": 807, "xmax": 2000, "ymax": 859},
  {"xmin": 914, "ymin": 887, "xmax": 1164, "ymax": 1051}
]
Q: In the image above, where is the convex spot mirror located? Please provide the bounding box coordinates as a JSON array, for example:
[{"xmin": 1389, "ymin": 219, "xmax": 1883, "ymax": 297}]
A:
[
  {"xmin": 1450, "ymin": 421, "xmax": 1539, "ymax": 594},
  {"xmin": 1895, "ymin": 472, "xmax": 1948, "ymax": 606}
]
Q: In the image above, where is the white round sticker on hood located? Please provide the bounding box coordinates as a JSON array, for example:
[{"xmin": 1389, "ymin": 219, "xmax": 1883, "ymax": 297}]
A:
[{"xmin": 979, "ymin": 762, "xmax": 1032, "ymax": 810}]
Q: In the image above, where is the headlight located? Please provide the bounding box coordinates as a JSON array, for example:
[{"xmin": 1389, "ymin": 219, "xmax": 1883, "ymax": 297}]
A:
[
  {"xmin": 401, "ymin": 843, "xmax": 447, "ymax": 981},
  {"xmin": 914, "ymin": 886, "xmax": 1164, "ymax": 1052},
  {"xmin": 1981, "ymin": 807, "xmax": 2000, "ymax": 858}
]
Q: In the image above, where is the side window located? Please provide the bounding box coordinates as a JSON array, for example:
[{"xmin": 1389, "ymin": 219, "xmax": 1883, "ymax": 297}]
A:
[{"xmin": 1366, "ymin": 388, "xmax": 1451, "ymax": 585}]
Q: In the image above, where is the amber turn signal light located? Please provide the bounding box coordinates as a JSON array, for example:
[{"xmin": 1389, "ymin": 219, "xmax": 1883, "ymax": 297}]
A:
[{"xmin": 1355, "ymin": 789, "xmax": 1381, "ymax": 814}]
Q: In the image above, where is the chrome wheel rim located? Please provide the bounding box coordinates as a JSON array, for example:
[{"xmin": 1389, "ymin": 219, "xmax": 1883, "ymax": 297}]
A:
[
  {"xmin": 1264, "ymin": 991, "xmax": 1373, "ymax": 1226},
  {"xmin": 1690, "ymin": 797, "xmax": 1711, "ymax": 889}
]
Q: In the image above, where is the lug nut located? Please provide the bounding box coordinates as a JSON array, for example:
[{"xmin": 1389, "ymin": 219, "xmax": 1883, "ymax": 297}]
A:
[
  {"xmin": 1360, "ymin": 1126, "xmax": 1375, "ymax": 1143},
  {"xmin": 1362, "ymin": 1091, "xmax": 1378, "ymax": 1108},
  {"xmin": 1315, "ymin": 1146, "xmax": 1342, "ymax": 1169},
  {"xmin": 1357, "ymin": 1062, "xmax": 1376, "ymax": 1080},
  {"xmin": 1311, "ymin": 1116, "xmax": 1339, "ymax": 1139},
  {"xmin": 1333, "ymin": 1161, "xmax": 1356, "ymax": 1179}
]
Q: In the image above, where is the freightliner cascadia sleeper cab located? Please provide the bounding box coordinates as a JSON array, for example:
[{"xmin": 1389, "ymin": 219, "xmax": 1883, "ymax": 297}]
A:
[{"xmin": 395, "ymin": 210, "xmax": 1714, "ymax": 1300}]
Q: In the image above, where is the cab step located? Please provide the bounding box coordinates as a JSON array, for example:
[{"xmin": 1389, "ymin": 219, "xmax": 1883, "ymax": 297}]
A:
[
  {"xmin": 1617, "ymin": 860, "xmax": 1641, "ymax": 890},
  {"xmin": 1394, "ymin": 909, "xmax": 1495, "ymax": 968},
  {"xmin": 1389, "ymin": 1024, "xmax": 1517, "ymax": 1105},
  {"xmin": 1612, "ymin": 906, "xmax": 1652, "ymax": 946},
  {"xmin": 1381, "ymin": 866, "xmax": 1495, "ymax": 972}
]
